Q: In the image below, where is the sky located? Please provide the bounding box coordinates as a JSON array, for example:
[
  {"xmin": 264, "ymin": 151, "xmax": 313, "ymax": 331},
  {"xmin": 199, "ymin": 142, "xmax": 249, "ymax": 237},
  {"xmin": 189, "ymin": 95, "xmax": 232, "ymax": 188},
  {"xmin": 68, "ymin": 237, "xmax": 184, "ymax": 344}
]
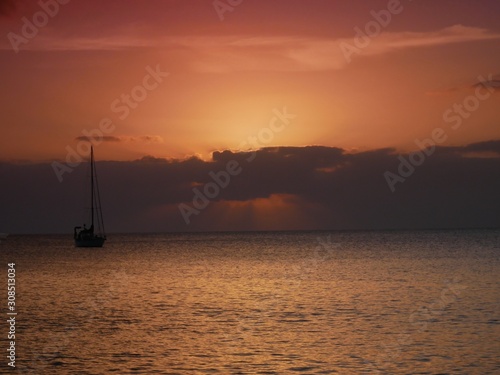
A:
[{"xmin": 0, "ymin": 0, "xmax": 499, "ymax": 233}]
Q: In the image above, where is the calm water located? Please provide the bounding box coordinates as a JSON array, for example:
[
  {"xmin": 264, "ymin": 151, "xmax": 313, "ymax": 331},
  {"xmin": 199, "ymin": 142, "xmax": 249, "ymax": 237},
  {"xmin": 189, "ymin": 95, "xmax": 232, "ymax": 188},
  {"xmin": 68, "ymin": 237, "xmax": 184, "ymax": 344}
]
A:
[{"xmin": 0, "ymin": 230, "xmax": 499, "ymax": 374}]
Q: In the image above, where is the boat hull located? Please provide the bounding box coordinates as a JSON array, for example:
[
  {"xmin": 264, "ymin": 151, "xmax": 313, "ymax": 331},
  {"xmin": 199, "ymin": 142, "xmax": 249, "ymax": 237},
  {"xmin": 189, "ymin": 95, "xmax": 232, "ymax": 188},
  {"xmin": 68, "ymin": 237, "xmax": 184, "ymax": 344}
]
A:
[{"xmin": 75, "ymin": 237, "xmax": 106, "ymax": 248}]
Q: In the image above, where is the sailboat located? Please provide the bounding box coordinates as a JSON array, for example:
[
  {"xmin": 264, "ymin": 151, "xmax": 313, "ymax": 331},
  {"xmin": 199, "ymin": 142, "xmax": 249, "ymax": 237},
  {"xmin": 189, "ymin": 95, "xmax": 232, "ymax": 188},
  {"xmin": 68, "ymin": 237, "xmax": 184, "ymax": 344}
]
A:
[{"xmin": 74, "ymin": 146, "xmax": 106, "ymax": 247}]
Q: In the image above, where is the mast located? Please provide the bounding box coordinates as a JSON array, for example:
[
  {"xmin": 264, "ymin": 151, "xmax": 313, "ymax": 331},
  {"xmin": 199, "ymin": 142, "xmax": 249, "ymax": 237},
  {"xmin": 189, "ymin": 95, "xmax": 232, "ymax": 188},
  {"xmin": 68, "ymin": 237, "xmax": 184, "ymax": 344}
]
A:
[
  {"xmin": 90, "ymin": 145, "xmax": 94, "ymax": 230},
  {"xmin": 74, "ymin": 144, "xmax": 105, "ymax": 247}
]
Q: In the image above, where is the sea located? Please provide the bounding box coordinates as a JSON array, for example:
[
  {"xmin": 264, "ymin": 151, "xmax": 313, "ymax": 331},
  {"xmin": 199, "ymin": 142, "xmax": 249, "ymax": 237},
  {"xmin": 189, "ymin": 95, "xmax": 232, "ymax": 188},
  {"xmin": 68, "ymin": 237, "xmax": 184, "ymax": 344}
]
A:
[{"xmin": 0, "ymin": 230, "xmax": 498, "ymax": 374}]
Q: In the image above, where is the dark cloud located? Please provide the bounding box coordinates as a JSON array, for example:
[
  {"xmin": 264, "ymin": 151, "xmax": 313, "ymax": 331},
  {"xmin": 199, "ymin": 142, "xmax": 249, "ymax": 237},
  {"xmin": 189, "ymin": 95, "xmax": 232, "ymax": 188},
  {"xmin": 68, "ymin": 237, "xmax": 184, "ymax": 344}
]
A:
[
  {"xmin": 74, "ymin": 135, "xmax": 164, "ymax": 143},
  {"xmin": 1, "ymin": 140, "xmax": 499, "ymax": 233},
  {"xmin": 427, "ymin": 74, "xmax": 500, "ymax": 96},
  {"xmin": 75, "ymin": 136, "xmax": 123, "ymax": 142},
  {"xmin": 472, "ymin": 74, "xmax": 500, "ymax": 92},
  {"xmin": 464, "ymin": 140, "xmax": 500, "ymax": 153},
  {"xmin": 434, "ymin": 140, "xmax": 500, "ymax": 155}
]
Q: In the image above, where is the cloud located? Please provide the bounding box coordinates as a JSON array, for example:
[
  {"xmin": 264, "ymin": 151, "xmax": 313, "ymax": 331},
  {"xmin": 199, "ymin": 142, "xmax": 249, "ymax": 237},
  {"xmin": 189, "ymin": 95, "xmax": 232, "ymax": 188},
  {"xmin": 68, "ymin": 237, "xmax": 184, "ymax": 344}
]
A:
[
  {"xmin": 1, "ymin": 140, "xmax": 499, "ymax": 233},
  {"xmin": 464, "ymin": 140, "xmax": 500, "ymax": 153},
  {"xmin": 75, "ymin": 136, "xmax": 122, "ymax": 142},
  {"xmin": 435, "ymin": 140, "xmax": 500, "ymax": 156},
  {"xmin": 426, "ymin": 74, "xmax": 500, "ymax": 96},
  {"xmin": 74, "ymin": 135, "xmax": 164, "ymax": 143},
  {"xmin": 3, "ymin": 25, "xmax": 499, "ymax": 72},
  {"xmin": 189, "ymin": 25, "xmax": 500, "ymax": 73},
  {"xmin": 473, "ymin": 74, "xmax": 500, "ymax": 92},
  {"xmin": 380, "ymin": 24, "xmax": 500, "ymax": 49},
  {"xmin": 135, "ymin": 135, "xmax": 164, "ymax": 143}
]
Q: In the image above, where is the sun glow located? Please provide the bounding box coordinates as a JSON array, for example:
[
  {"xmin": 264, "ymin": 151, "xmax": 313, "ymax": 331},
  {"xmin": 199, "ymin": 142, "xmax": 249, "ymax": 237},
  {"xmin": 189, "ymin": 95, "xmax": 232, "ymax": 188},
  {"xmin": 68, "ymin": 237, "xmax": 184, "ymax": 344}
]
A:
[{"xmin": 205, "ymin": 194, "xmax": 320, "ymax": 231}]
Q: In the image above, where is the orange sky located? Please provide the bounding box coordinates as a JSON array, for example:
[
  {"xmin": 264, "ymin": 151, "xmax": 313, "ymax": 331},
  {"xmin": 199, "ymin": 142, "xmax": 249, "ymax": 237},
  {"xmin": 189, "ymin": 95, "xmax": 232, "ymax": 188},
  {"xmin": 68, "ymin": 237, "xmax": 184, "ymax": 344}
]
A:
[
  {"xmin": 1, "ymin": 1, "xmax": 500, "ymax": 233},
  {"xmin": 1, "ymin": 0, "xmax": 499, "ymax": 163}
]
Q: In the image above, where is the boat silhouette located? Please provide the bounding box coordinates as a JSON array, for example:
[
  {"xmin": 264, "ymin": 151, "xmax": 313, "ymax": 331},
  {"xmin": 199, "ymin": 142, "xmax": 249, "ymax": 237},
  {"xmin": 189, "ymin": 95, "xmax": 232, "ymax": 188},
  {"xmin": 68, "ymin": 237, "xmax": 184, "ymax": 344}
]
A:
[{"xmin": 74, "ymin": 146, "xmax": 106, "ymax": 247}]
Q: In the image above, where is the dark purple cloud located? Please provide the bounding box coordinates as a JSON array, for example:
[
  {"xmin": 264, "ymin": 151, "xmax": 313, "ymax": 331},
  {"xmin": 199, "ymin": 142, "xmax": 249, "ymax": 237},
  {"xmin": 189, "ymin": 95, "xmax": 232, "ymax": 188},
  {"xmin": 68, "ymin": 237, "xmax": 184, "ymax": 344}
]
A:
[
  {"xmin": 473, "ymin": 74, "xmax": 500, "ymax": 92},
  {"xmin": 75, "ymin": 136, "xmax": 122, "ymax": 142},
  {"xmin": 1, "ymin": 140, "xmax": 499, "ymax": 233}
]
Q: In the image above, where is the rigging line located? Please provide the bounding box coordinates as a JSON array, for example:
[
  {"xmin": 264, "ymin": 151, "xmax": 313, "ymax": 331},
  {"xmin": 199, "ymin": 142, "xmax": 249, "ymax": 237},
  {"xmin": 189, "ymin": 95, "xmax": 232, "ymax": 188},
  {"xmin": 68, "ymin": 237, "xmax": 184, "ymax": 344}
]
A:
[{"xmin": 93, "ymin": 150, "xmax": 106, "ymax": 237}]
